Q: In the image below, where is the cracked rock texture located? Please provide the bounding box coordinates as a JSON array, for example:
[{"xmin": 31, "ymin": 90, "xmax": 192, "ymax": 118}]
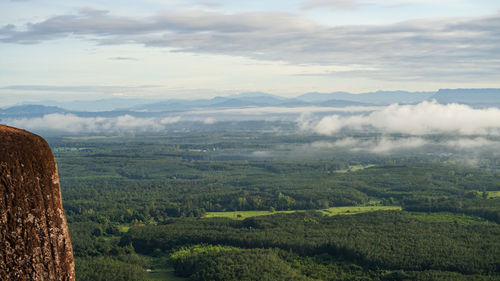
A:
[{"xmin": 0, "ymin": 125, "xmax": 75, "ymax": 281}]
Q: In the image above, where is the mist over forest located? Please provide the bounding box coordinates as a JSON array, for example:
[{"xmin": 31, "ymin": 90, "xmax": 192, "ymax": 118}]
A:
[
  {"xmin": 4, "ymin": 90, "xmax": 500, "ymax": 280},
  {"xmin": 4, "ymin": 90, "xmax": 500, "ymax": 163}
]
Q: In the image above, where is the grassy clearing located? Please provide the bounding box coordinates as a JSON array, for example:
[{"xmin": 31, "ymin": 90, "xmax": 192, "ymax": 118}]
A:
[
  {"xmin": 334, "ymin": 164, "xmax": 376, "ymax": 173},
  {"xmin": 318, "ymin": 205, "xmax": 401, "ymax": 216},
  {"xmin": 147, "ymin": 267, "xmax": 186, "ymax": 281},
  {"xmin": 204, "ymin": 205, "xmax": 401, "ymax": 220},
  {"xmin": 486, "ymin": 190, "xmax": 500, "ymax": 198},
  {"xmin": 470, "ymin": 190, "xmax": 500, "ymax": 199},
  {"xmin": 204, "ymin": 210, "xmax": 299, "ymax": 220},
  {"xmin": 410, "ymin": 212, "xmax": 492, "ymax": 225},
  {"xmin": 118, "ymin": 224, "xmax": 130, "ymax": 232}
]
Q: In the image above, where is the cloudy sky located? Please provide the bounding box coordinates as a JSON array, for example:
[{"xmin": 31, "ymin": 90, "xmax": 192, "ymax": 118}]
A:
[{"xmin": 1, "ymin": 0, "xmax": 500, "ymax": 104}]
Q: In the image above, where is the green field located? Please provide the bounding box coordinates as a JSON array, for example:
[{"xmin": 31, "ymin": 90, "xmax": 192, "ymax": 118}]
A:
[
  {"xmin": 486, "ymin": 190, "xmax": 500, "ymax": 198},
  {"xmin": 204, "ymin": 205, "xmax": 401, "ymax": 220},
  {"xmin": 118, "ymin": 224, "xmax": 131, "ymax": 232},
  {"xmin": 318, "ymin": 205, "xmax": 401, "ymax": 216},
  {"xmin": 204, "ymin": 210, "xmax": 299, "ymax": 219}
]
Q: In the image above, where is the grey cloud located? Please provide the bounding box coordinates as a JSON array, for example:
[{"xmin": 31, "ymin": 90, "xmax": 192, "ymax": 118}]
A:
[
  {"xmin": 301, "ymin": 0, "xmax": 373, "ymax": 10},
  {"xmin": 2, "ymin": 9, "xmax": 500, "ymax": 82},
  {"xmin": 109, "ymin": 56, "xmax": 138, "ymax": 61},
  {"xmin": 197, "ymin": 1, "xmax": 222, "ymax": 7},
  {"xmin": 0, "ymin": 9, "xmax": 312, "ymax": 43}
]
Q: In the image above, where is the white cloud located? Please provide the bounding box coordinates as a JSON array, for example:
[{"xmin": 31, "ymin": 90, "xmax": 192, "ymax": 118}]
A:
[
  {"xmin": 303, "ymin": 135, "xmax": 500, "ymax": 154},
  {"xmin": 202, "ymin": 117, "xmax": 216, "ymax": 124},
  {"xmin": 307, "ymin": 137, "xmax": 428, "ymax": 153},
  {"xmin": 445, "ymin": 137, "xmax": 500, "ymax": 149},
  {"xmin": 5, "ymin": 101, "xmax": 500, "ymax": 139},
  {"xmin": 5, "ymin": 113, "xmax": 181, "ymax": 133},
  {"xmin": 160, "ymin": 116, "xmax": 182, "ymax": 124},
  {"xmin": 367, "ymin": 137, "xmax": 427, "ymax": 153},
  {"xmin": 309, "ymin": 138, "xmax": 359, "ymax": 148},
  {"xmin": 114, "ymin": 115, "xmax": 162, "ymax": 130},
  {"xmin": 305, "ymin": 136, "xmax": 500, "ymax": 154},
  {"xmin": 250, "ymin": 150, "xmax": 272, "ymax": 158},
  {"xmin": 300, "ymin": 101, "xmax": 500, "ymax": 135}
]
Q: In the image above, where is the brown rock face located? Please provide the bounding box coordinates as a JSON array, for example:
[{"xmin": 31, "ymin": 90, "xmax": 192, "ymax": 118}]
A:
[{"xmin": 0, "ymin": 125, "xmax": 75, "ymax": 281}]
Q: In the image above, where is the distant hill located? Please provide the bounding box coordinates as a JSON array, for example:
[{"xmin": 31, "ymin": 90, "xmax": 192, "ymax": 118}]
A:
[
  {"xmin": 297, "ymin": 91, "xmax": 433, "ymax": 105},
  {"xmin": 0, "ymin": 105, "xmax": 154, "ymax": 119},
  {"xmin": 430, "ymin": 89, "xmax": 500, "ymax": 107},
  {"xmin": 0, "ymin": 105, "xmax": 67, "ymax": 118},
  {"xmin": 227, "ymin": 92, "xmax": 286, "ymax": 100},
  {"xmin": 40, "ymin": 98, "xmax": 154, "ymax": 112},
  {"xmin": 133, "ymin": 92, "xmax": 308, "ymax": 112},
  {"xmin": 2, "ymin": 89, "xmax": 499, "ymax": 120},
  {"xmin": 315, "ymin": 99, "xmax": 368, "ymax": 107},
  {"xmin": 296, "ymin": 92, "xmax": 353, "ymax": 103}
]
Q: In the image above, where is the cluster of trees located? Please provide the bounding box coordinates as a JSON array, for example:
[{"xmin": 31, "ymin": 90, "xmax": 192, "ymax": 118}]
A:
[
  {"xmin": 169, "ymin": 245, "xmax": 499, "ymax": 281},
  {"xmin": 403, "ymin": 196, "xmax": 500, "ymax": 223},
  {"xmin": 122, "ymin": 211, "xmax": 500, "ymax": 277},
  {"xmin": 170, "ymin": 245, "xmax": 311, "ymax": 281},
  {"xmin": 75, "ymin": 257, "xmax": 146, "ymax": 281},
  {"xmin": 69, "ymin": 221, "xmax": 133, "ymax": 257}
]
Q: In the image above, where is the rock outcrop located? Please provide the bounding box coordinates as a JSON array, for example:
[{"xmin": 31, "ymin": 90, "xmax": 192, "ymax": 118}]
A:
[{"xmin": 0, "ymin": 125, "xmax": 75, "ymax": 281}]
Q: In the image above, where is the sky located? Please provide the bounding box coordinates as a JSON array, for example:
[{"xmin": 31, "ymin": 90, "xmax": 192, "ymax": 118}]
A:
[{"xmin": 1, "ymin": 0, "xmax": 500, "ymax": 105}]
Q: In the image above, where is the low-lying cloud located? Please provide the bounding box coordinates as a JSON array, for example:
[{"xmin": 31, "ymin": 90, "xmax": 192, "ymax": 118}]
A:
[
  {"xmin": 308, "ymin": 137, "xmax": 428, "ymax": 153},
  {"xmin": 306, "ymin": 136, "xmax": 500, "ymax": 154},
  {"xmin": 299, "ymin": 101, "xmax": 500, "ymax": 135},
  {"xmin": 5, "ymin": 114, "xmax": 183, "ymax": 133},
  {"xmin": 444, "ymin": 137, "xmax": 500, "ymax": 150}
]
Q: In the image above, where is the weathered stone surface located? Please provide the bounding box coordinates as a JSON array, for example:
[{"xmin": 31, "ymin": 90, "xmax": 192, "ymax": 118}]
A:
[{"xmin": 0, "ymin": 125, "xmax": 75, "ymax": 281}]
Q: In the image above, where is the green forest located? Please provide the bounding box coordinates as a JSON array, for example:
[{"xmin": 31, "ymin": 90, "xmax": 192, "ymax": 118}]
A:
[{"xmin": 45, "ymin": 130, "xmax": 500, "ymax": 280}]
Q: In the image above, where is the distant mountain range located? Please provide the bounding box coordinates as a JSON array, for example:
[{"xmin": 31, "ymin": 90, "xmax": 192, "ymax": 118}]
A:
[
  {"xmin": 296, "ymin": 90, "xmax": 435, "ymax": 105},
  {"xmin": 429, "ymin": 89, "xmax": 500, "ymax": 107},
  {"xmin": 1, "ymin": 88, "xmax": 499, "ymax": 119}
]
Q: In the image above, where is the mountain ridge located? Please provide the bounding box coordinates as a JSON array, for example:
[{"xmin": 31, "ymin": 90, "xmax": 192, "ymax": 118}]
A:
[{"xmin": 2, "ymin": 89, "xmax": 499, "ymax": 119}]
